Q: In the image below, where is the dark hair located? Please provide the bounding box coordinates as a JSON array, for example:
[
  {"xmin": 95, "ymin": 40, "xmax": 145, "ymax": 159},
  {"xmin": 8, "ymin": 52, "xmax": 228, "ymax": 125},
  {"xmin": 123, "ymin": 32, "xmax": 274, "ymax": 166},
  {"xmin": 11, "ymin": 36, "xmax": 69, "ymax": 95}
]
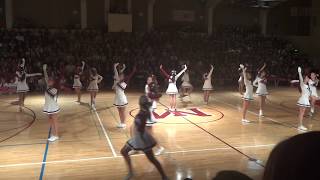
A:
[
  {"xmin": 170, "ymin": 70, "xmax": 176, "ymax": 83},
  {"xmin": 136, "ymin": 95, "xmax": 152, "ymax": 132},
  {"xmin": 263, "ymin": 131, "xmax": 320, "ymax": 180},
  {"xmin": 151, "ymin": 74, "xmax": 158, "ymax": 84},
  {"xmin": 258, "ymin": 70, "xmax": 267, "ymax": 78},
  {"xmin": 20, "ymin": 71, "xmax": 26, "ymax": 81},
  {"xmin": 90, "ymin": 68, "xmax": 97, "ymax": 76},
  {"xmin": 17, "ymin": 68, "xmax": 26, "ymax": 81},
  {"xmin": 148, "ymin": 82, "xmax": 162, "ymax": 100},
  {"xmin": 75, "ymin": 66, "xmax": 82, "ymax": 74}
]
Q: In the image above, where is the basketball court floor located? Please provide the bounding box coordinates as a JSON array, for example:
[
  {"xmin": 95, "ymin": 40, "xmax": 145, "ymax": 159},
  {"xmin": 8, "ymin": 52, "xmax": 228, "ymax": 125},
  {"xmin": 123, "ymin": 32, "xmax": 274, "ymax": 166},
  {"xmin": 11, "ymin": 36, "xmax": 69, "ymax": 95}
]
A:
[{"xmin": 0, "ymin": 88, "xmax": 318, "ymax": 180}]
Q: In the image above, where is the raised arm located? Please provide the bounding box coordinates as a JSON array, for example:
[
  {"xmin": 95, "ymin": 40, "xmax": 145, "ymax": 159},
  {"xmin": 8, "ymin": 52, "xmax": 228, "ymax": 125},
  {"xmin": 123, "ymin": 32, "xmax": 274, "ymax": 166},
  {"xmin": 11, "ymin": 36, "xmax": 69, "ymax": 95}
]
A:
[
  {"xmin": 207, "ymin": 65, "xmax": 214, "ymax": 77},
  {"xmin": 114, "ymin": 63, "xmax": 119, "ymax": 79},
  {"xmin": 43, "ymin": 64, "xmax": 49, "ymax": 84},
  {"xmin": 120, "ymin": 64, "xmax": 126, "ymax": 73},
  {"xmin": 124, "ymin": 66, "xmax": 136, "ymax": 83},
  {"xmin": 80, "ymin": 61, "xmax": 85, "ymax": 74},
  {"xmin": 26, "ymin": 73, "xmax": 42, "ymax": 77},
  {"xmin": 176, "ymin": 65, "xmax": 187, "ymax": 79},
  {"xmin": 298, "ymin": 67, "xmax": 304, "ymax": 87},
  {"xmin": 240, "ymin": 64, "xmax": 248, "ymax": 85},
  {"xmin": 258, "ymin": 63, "xmax": 266, "ymax": 74},
  {"xmin": 159, "ymin": 65, "xmax": 170, "ymax": 79}
]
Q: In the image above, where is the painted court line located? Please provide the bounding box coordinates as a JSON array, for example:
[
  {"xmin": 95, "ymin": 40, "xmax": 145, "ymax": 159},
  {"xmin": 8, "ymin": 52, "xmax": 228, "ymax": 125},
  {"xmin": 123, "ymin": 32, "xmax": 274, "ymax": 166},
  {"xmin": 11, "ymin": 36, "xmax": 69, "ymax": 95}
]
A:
[
  {"xmin": 39, "ymin": 128, "xmax": 52, "ymax": 180},
  {"xmin": 0, "ymin": 144, "xmax": 274, "ymax": 168},
  {"xmin": 214, "ymin": 98, "xmax": 299, "ymax": 130},
  {"xmin": 93, "ymin": 110, "xmax": 117, "ymax": 157}
]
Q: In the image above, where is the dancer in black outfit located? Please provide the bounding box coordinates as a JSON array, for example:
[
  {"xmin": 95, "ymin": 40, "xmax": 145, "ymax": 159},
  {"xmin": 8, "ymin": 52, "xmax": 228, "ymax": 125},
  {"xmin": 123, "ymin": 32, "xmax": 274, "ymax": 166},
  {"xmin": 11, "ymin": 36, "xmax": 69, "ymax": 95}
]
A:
[{"xmin": 121, "ymin": 95, "xmax": 168, "ymax": 180}]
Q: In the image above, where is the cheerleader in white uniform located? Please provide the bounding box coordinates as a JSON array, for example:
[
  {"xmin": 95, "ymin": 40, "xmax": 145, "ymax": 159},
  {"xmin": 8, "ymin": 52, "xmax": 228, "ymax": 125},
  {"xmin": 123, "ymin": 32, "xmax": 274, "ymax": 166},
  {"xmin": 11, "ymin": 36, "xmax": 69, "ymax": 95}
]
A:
[
  {"xmin": 16, "ymin": 58, "xmax": 42, "ymax": 111},
  {"xmin": 113, "ymin": 63, "xmax": 136, "ymax": 128},
  {"xmin": 160, "ymin": 64, "xmax": 187, "ymax": 111},
  {"xmin": 120, "ymin": 95, "xmax": 168, "ymax": 180},
  {"xmin": 240, "ymin": 64, "xmax": 253, "ymax": 124},
  {"xmin": 112, "ymin": 64, "xmax": 126, "ymax": 90},
  {"xmin": 87, "ymin": 68, "xmax": 103, "ymax": 110},
  {"xmin": 308, "ymin": 71, "xmax": 319, "ymax": 116},
  {"xmin": 297, "ymin": 67, "xmax": 311, "ymax": 131},
  {"xmin": 43, "ymin": 64, "xmax": 60, "ymax": 142},
  {"xmin": 73, "ymin": 61, "xmax": 85, "ymax": 103},
  {"xmin": 179, "ymin": 69, "xmax": 193, "ymax": 101},
  {"xmin": 203, "ymin": 65, "xmax": 214, "ymax": 104},
  {"xmin": 253, "ymin": 63, "xmax": 268, "ymax": 117}
]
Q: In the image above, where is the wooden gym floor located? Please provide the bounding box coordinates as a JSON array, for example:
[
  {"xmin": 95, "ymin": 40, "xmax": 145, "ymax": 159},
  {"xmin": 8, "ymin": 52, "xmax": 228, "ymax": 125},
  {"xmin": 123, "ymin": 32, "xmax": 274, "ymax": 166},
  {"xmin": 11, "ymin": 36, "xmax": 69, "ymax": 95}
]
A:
[{"xmin": 0, "ymin": 87, "xmax": 319, "ymax": 180}]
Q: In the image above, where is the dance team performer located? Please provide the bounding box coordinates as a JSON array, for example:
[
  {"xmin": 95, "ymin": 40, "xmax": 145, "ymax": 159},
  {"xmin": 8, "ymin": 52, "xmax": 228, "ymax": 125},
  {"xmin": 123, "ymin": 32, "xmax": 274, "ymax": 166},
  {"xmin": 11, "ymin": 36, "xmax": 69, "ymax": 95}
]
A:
[
  {"xmin": 308, "ymin": 70, "xmax": 319, "ymax": 116},
  {"xmin": 239, "ymin": 64, "xmax": 253, "ymax": 124},
  {"xmin": 87, "ymin": 67, "xmax": 103, "ymax": 110},
  {"xmin": 297, "ymin": 67, "xmax": 311, "ymax": 131},
  {"xmin": 203, "ymin": 65, "xmax": 214, "ymax": 104},
  {"xmin": 16, "ymin": 58, "xmax": 42, "ymax": 111},
  {"xmin": 179, "ymin": 68, "xmax": 193, "ymax": 102},
  {"xmin": 160, "ymin": 64, "xmax": 187, "ymax": 111},
  {"xmin": 113, "ymin": 63, "xmax": 136, "ymax": 129},
  {"xmin": 43, "ymin": 64, "xmax": 60, "ymax": 142},
  {"xmin": 120, "ymin": 95, "xmax": 168, "ymax": 180},
  {"xmin": 113, "ymin": 63, "xmax": 126, "ymax": 89},
  {"xmin": 253, "ymin": 63, "xmax": 268, "ymax": 117},
  {"xmin": 145, "ymin": 75, "xmax": 161, "ymax": 125},
  {"xmin": 73, "ymin": 61, "xmax": 85, "ymax": 103},
  {"xmin": 145, "ymin": 76, "xmax": 165, "ymax": 155}
]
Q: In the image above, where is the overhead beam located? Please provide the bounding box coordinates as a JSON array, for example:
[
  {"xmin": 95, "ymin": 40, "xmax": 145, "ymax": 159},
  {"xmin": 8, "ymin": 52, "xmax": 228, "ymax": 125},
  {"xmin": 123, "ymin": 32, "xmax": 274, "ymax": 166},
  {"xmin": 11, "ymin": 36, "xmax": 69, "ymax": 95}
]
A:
[{"xmin": 206, "ymin": 0, "xmax": 222, "ymax": 8}]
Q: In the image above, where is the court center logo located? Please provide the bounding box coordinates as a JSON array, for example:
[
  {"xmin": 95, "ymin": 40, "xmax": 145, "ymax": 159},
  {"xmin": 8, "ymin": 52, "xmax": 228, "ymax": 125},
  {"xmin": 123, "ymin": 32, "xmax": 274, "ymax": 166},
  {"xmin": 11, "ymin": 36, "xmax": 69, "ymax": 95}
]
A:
[
  {"xmin": 153, "ymin": 108, "xmax": 211, "ymax": 119},
  {"xmin": 130, "ymin": 107, "xmax": 224, "ymax": 124}
]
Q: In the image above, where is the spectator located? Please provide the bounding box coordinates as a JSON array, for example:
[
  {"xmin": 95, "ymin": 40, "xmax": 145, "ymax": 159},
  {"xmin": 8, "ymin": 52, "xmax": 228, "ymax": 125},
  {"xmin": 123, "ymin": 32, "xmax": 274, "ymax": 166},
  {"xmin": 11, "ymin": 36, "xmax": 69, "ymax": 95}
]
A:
[{"xmin": 263, "ymin": 131, "xmax": 320, "ymax": 180}]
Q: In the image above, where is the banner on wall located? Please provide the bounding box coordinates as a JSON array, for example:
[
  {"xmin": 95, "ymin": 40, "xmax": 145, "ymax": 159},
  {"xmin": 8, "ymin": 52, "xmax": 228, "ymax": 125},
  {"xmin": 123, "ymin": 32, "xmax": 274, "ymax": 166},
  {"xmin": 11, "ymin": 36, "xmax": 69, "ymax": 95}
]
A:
[
  {"xmin": 172, "ymin": 10, "xmax": 195, "ymax": 22},
  {"xmin": 108, "ymin": 14, "xmax": 132, "ymax": 32}
]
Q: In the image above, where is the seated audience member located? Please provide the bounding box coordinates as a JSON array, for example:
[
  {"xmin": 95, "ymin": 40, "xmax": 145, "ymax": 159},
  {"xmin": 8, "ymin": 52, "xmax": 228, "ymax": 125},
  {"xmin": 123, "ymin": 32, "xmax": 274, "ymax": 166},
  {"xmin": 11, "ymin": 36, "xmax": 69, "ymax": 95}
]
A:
[
  {"xmin": 263, "ymin": 131, "xmax": 320, "ymax": 180},
  {"xmin": 212, "ymin": 170, "xmax": 253, "ymax": 180}
]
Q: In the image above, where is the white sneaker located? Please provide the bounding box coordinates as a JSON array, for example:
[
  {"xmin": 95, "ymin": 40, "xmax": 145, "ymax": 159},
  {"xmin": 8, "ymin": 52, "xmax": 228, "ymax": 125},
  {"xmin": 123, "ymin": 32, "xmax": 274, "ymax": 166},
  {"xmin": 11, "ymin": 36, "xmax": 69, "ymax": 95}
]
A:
[
  {"xmin": 128, "ymin": 150, "xmax": 139, "ymax": 155},
  {"xmin": 259, "ymin": 110, "xmax": 264, "ymax": 117},
  {"xmin": 91, "ymin": 105, "xmax": 96, "ymax": 111},
  {"xmin": 309, "ymin": 111, "xmax": 313, "ymax": 117},
  {"xmin": 298, "ymin": 125, "xmax": 308, "ymax": 132},
  {"xmin": 48, "ymin": 136, "xmax": 59, "ymax": 142},
  {"xmin": 154, "ymin": 146, "xmax": 165, "ymax": 156},
  {"xmin": 117, "ymin": 123, "xmax": 126, "ymax": 129},
  {"xmin": 242, "ymin": 119, "xmax": 251, "ymax": 124},
  {"xmin": 146, "ymin": 119, "xmax": 156, "ymax": 127}
]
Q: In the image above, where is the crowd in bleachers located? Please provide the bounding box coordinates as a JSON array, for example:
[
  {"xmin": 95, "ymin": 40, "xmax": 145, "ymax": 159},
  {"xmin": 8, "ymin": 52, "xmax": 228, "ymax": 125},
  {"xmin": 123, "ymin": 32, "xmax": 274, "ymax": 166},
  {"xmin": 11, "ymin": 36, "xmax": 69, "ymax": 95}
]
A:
[{"xmin": 0, "ymin": 25, "xmax": 312, "ymax": 93}]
